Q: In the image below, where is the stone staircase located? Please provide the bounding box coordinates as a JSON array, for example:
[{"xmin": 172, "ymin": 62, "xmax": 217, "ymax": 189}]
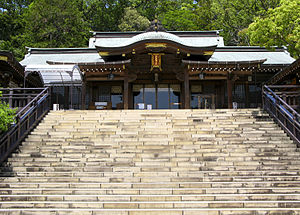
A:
[{"xmin": 1, "ymin": 109, "xmax": 300, "ymax": 215}]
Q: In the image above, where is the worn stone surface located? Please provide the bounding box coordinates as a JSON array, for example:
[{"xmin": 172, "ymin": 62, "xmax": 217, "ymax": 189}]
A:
[{"xmin": 0, "ymin": 109, "xmax": 300, "ymax": 214}]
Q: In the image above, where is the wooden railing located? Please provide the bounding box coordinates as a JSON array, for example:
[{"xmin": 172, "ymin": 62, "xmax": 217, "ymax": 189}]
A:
[
  {"xmin": 263, "ymin": 85, "xmax": 300, "ymax": 146},
  {"xmin": 266, "ymin": 85, "xmax": 300, "ymax": 111},
  {"xmin": 0, "ymin": 88, "xmax": 50, "ymax": 164},
  {"xmin": 0, "ymin": 88, "xmax": 47, "ymax": 111}
]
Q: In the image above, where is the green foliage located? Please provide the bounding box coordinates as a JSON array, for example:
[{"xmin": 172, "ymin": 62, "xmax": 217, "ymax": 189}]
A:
[
  {"xmin": 84, "ymin": 0, "xmax": 129, "ymax": 31},
  {"xmin": 161, "ymin": 2, "xmax": 199, "ymax": 31},
  {"xmin": 118, "ymin": 7, "xmax": 150, "ymax": 32},
  {"xmin": 248, "ymin": 0, "xmax": 300, "ymax": 58},
  {"xmin": 0, "ymin": 91, "xmax": 16, "ymax": 134},
  {"xmin": 0, "ymin": 0, "xmax": 31, "ymax": 60},
  {"xmin": 23, "ymin": 0, "xmax": 91, "ymax": 48},
  {"xmin": 0, "ymin": 0, "xmax": 297, "ymax": 58},
  {"xmin": 210, "ymin": 0, "xmax": 280, "ymax": 45}
]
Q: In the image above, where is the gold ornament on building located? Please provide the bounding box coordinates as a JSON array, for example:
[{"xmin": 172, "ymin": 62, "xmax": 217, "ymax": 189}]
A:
[{"xmin": 149, "ymin": 53, "xmax": 164, "ymax": 72}]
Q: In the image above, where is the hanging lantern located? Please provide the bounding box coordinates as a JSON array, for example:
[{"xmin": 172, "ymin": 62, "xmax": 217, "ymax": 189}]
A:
[{"xmin": 149, "ymin": 53, "xmax": 164, "ymax": 72}]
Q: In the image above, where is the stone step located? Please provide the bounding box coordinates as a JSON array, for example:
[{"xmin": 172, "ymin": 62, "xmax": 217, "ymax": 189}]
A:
[
  {"xmin": 1, "ymin": 108, "xmax": 298, "ymax": 213},
  {"xmin": 1, "ymin": 200, "xmax": 300, "ymax": 209},
  {"xmin": 2, "ymin": 193, "xmax": 300, "ymax": 201},
  {"xmin": 1, "ymin": 171, "xmax": 300, "ymax": 177},
  {"xmin": 3, "ymin": 165, "xmax": 300, "ymax": 172},
  {"xmin": 11, "ymin": 153, "xmax": 299, "ymax": 160},
  {"xmin": 1, "ymin": 174, "xmax": 300, "ymax": 181},
  {"xmin": 2, "ymin": 181, "xmax": 300, "ymax": 188},
  {"xmin": 19, "ymin": 142, "xmax": 295, "ymax": 149},
  {"xmin": 14, "ymin": 147, "xmax": 300, "ymax": 154},
  {"xmin": 2, "ymin": 187, "xmax": 300, "ymax": 195},
  {"xmin": 1, "ymin": 170, "xmax": 299, "ymax": 176},
  {"xmin": 5, "ymin": 160, "xmax": 300, "ymax": 168},
  {"xmin": 0, "ymin": 209, "xmax": 300, "ymax": 215}
]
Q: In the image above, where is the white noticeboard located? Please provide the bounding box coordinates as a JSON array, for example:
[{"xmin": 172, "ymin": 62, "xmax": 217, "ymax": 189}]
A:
[
  {"xmin": 95, "ymin": 102, "xmax": 107, "ymax": 106},
  {"xmin": 138, "ymin": 103, "xmax": 145, "ymax": 110},
  {"xmin": 53, "ymin": 104, "xmax": 59, "ymax": 111},
  {"xmin": 233, "ymin": 102, "xmax": 238, "ymax": 109},
  {"xmin": 147, "ymin": 104, "xmax": 152, "ymax": 110}
]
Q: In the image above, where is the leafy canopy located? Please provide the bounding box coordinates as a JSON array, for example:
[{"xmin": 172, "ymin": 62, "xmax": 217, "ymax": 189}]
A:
[
  {"xmin": 1, "ymin": 0, "xmax": 298, "ymax": 59},
  {"xmin": 23, "ymin": 0, "xmax": 90, "ymax": 48},
  {"xmin": 248, "ymin": 0, "xmax": 300, "ymax": 57},
  {"xmin": 118, "ymin": 7, "xmax": 150, "ymax": 32}
]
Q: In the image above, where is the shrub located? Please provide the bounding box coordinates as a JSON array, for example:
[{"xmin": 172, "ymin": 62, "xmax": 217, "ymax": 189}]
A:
[{"xmin": 0, "ymin": 90, "xmax": 16, "ymax": 134}]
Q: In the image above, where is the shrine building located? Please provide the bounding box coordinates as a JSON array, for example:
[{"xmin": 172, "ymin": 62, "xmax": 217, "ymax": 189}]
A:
[{"xmin": 19, "ymin": 20, "xmax": 296, "ymax": 110}]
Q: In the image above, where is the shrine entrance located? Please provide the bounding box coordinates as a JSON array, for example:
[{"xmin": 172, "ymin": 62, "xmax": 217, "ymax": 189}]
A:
[{"xmin": 133, "ymin": 84, "xmax": 181, "ymax": 109}]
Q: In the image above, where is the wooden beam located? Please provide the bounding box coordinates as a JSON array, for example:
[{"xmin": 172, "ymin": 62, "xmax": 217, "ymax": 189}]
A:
[
  {"xmin": 189, "ymin": 70, "xmax": 252, "ymax": 76},
  {"xmin": 189, "ymin": 76, "xmax": 227, "ymax": 80},
  {"xmin": 189, "ymin": 71, "xmax": 228, "ymax": 75},
  {"xmin": 86, "ymin": 77, "xmax": 125, "ymax": 81},
  {"xmin": 184, "ymin": 70, "xmax": 190, "ymax": 109}
]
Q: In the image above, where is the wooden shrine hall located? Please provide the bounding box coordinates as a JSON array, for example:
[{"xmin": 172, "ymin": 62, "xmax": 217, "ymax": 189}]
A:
[{"xmin": 20, "ymin": 20, "xmax": 296, "ymax": 110}]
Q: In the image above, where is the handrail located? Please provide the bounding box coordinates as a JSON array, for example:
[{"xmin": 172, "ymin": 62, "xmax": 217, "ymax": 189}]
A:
[
  {"xmin": 267, "ymin": 85, "xmax": 300, "ymax": 88},
  {"xmin": 0, "ymin": 88, "xmax": 46, "ymax": 90},
  {"xmin": 264, "ymin": 86, "xmax": 300, "ymax": 119},
  {"xmin": 0, "ymin": 87, "xmax": 50, "ymax": 164},
  {"xmin": 263, "ymin": 85, "xmax": 300, "ymax": 145},
  {"xmin": 16, "ymin": 88, "xmax": 49, "ymax": 119},
  {"xmin": 0, "ymin": 88, "xmax": 48, "ymax": 111}
]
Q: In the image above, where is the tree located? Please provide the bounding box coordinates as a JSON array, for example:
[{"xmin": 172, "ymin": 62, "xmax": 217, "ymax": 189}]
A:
[
  {"xmin": 161, "ymin": 2, "xmax": 199, "ymax": 31},
  {"xmin": 0, "ymin": 0, "xmax": 32, "ymax": 60},
  {"xmin": 118, "ymin": 7, "xmax": 150, "ymax": 32},
  {"xmin": 84, "ymin": 0, "xmax": 129, "ymax": 31},
  {"xmin": 0, "ymin": 90, "xmax": 16, "ymax": 134},
  {"xmin": 210, "ymin": 0, "xmax": 280, "ymax": 45},
  {"xmin": 248, "ymin": 0, "xmax": 300, "ymax": 58},
  {"xmin": 23, "ymin": 0, "xmax": 90, "ymax": 48}
]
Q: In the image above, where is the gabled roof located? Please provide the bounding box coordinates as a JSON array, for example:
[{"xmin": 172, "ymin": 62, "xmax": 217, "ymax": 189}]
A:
[
  {"xmin": 20, "ymin": 48, "xmax": 103, "ymax": 66},
  {"xmin": 0, "ymin": 51, "xmax": 42, "ymax": 87},
  {"xmin": 267, "ymin": 58, "xmax": 300, "ymax": 85},
  {"xmin": 212, "ymin": 47, "xmax": 295, "ymax": 65},
  {"xmin": 20, "ymin": 46, "xmax": 295, "ymax": 68}
]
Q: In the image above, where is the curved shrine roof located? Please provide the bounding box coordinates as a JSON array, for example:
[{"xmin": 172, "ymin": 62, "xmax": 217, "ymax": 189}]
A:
[{"xmin": 94, "ymin": 31, "xmax": 219, "ymax": 49}]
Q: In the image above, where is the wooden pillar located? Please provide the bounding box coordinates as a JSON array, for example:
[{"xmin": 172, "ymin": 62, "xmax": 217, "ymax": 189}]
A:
[
  {"xmin": 8, "ymin": 89, "xmax": 13, "ymax": 108},
  {"xmin": 245, "ymin": 82, "xmax": 249, "ymax": 108},
  {"xmin": 227, "ymin": 76, "xmax": 233, "ymax": 109},
  {"xmin": 124, "ymin": 76, "xmax": 129, "ymax": 109},
  {"xmin": 81, "ymin": 79, "xmax": 86, "ymax": 110},
  {"xmin": 128, "ymin": 83, "xmax": 133, "ymax": 109},
  {"xmin": 181, "ymin": 83, "xmax": 185, "ymax": 109},
  {"xmin": 64, "ymin": 86, "xmax": 69, "ymax": 109},
  {"xmin": 184, "ymin": 70, "xmax": 190, "ymax": 109},
  {"xmin": 220, "ymin": 82, "xmax": 225, "ymax": 108}
]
